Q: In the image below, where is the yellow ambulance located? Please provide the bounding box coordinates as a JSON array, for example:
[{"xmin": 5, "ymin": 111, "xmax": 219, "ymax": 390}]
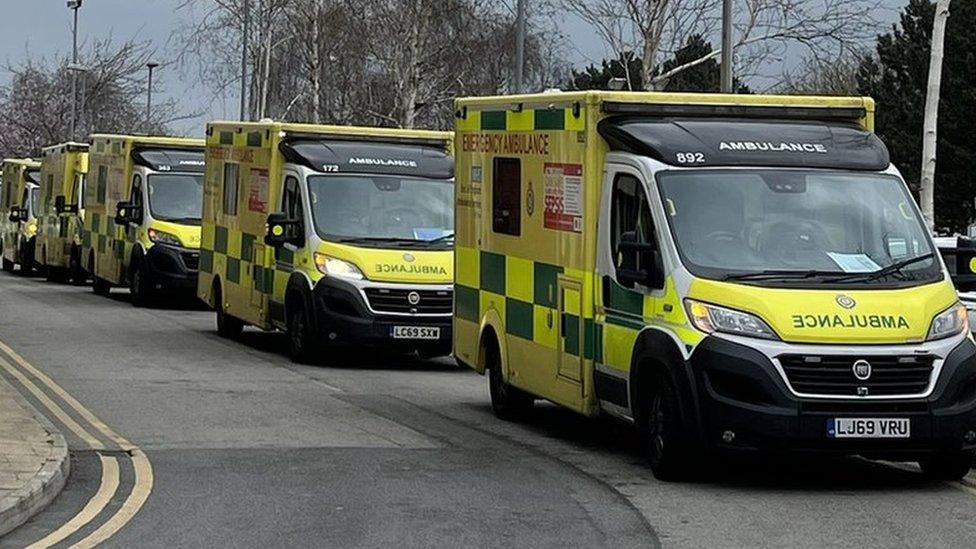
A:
[
  {"xmin": 454, "ymin": 91, "xmax": 976, "ymax": 480},
  {"xmin": 36, "ymin": 142, "xmax": 89, "ymax": 283},
  {"xmin": 197, "ymin": 121, "xmax": 454, "ymax": 363},
  {"xmin": 83, "ymin": 135, "xmax": 205, "ymax": 305},
  {"xmin": 1, "ymin": 158, "xmax": 42, "ymax": 274}
]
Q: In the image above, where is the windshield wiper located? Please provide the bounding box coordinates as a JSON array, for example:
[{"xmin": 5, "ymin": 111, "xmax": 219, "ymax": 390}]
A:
[
  {"xmin": 337, "ymin": 237, "xmax": 425, "ymax": 245},
  {"xmin": 828, "ymin": 253, "xmax": 936, "ymax": 283},
  {"xmin": 722, "ymin": 269, "xmax": 849, "ymax": 282},
  {"xmin": 426, "ymin": 233, "xmax": 455, "ymax": 244}
]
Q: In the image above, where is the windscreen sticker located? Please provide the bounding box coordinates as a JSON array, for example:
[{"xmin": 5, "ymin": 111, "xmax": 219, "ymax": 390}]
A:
[
  {"xmin": 543, "ymin": 163, "xmax": 583, "ymax": 233},
  {"xmin": 413, "ymin": 228, "xmax": 451, "ymax": 241},
  {"xmin": 248, "ymin": 168, "xmax": 268, "ymax": 213},
  {"xmin": 826, "ymin": 252, "xmax": 881, "ymax": 273}
]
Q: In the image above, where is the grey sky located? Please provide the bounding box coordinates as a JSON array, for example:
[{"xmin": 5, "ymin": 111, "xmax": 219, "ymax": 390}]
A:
[{"xmin": 1, "ymin": 0, "xmax": 905, "ymax": 135}]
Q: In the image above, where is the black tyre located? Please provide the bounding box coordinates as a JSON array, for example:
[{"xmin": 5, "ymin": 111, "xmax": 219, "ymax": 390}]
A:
[
  {"xmin": 918, "ymin": 451, "xmax": 974, "ymax": 481},
  {"xmin": 486, "ymin": 341, "xmax": 534, "ymax": 420},
  {"xmin": 286, "ymin": 300, "xmax": 317, "ymax": 364},
  {"xmin": 69, "ymin": 246, "xmax": 87, "ymax": 285},
  {"xmin": 93, "ymin": 276, "xmax": 112, "ymax": 296},
  {"xmin": 643, "ymin": 370, "xmax": 695, "ymax": 481},
  {"xmin": 214, "ymin": 283, "xmax": 244, "ymax": 339},
  {"xmin": 129, "ymin": 259, "xmax": 153, "ymax": 307},
  {"xmin": 2, "ymin": 256, "xmax": 13, "ymax": 273}
]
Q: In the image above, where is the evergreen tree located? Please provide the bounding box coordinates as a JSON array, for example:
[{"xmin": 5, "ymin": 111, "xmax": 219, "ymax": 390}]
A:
[
  {"xmin": 568, "ymin": 35, "xmax": 749, "ymax": 93},
  {"xmin": 858, "ymin": 0, "xmax": 976, "ymax": 232}
]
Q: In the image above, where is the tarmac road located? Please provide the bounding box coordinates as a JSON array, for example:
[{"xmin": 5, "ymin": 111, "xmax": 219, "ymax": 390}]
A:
[{"xmin": 2, "ymin": 272, "xmax": 976, "ymax": 548}]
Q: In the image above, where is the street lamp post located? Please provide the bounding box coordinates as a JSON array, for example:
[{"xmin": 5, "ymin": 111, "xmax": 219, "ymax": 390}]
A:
[
  {"xmin": 146, "ymin": 62, "xmax": 159, "ymax": 133},
  {"xmin": 67, "ymin": 0, "xmax": 83, "ymax": 139}
]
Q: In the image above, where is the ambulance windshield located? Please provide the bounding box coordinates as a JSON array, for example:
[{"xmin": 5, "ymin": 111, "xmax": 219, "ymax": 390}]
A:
[
  {"xmin": 307, "ymin": 174, "xmax": 453, "ymax": 247},
  {"xmin": 656, "ymin": 170, "xmax": 941, "ymax": 287},
  {"xmin": 147, "ymin": 173, "xmax": 204, "ymax": 224}
]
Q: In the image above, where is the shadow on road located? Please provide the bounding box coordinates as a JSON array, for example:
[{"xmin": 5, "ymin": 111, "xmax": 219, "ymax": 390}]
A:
[{"xmin": 477, "ymin": 401, "xmax": 942, "ymax": 492}]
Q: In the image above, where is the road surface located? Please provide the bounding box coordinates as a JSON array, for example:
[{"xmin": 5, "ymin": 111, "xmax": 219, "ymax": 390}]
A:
[{"xmin": 2, "ymin": 272, "xmax": 976, "ymax": 547}]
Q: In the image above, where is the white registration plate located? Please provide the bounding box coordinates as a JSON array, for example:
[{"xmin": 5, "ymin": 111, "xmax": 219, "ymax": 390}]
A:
[
  {"xmin": 828, "ymin": 418, "xmax": 910, "ymax": 438},
  {"xmin": 391, "ymin": 326, "xmax": 440, "ymax": 340}
]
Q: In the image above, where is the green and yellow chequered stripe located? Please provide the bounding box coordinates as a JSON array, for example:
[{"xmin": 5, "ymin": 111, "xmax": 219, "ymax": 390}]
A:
[
  {"xmin": 200, "ymin": 224, "xmax": 289, "ymax": 297},
  {"xmin": 455, "ymin": 248, "xmax": 603, "ymax": 362}
]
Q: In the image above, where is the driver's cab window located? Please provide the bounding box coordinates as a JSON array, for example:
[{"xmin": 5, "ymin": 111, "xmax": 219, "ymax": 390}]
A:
[
  {"xmin": 280, "ymin": 176, "xmax": 305, "ymax": 245},
  {"xmin": 77, "ymin": 174, "xmax": 86, "ymax": 209},
  {"xmin": 610, "ymin": 173, "xmax": 660, "ymax": 288},
  {"xmin": 282, "ymin": 176, "xmax": 303, "ymax": 221},
  {"xmin": 131, "ymin": 175, "xmax": 143, "ymax": 207}
]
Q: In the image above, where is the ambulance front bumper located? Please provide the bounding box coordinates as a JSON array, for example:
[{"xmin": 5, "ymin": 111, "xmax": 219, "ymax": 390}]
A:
[
  {"xmin": 687, "ymin": 333, "xmax": 976, "ymax": 457},
  {"xmin": 145, "ymin": 244, "xmax": 199, "ymax": 292},
  {"xmin": 311, "ymin": 277, "xmax": 453, "ymax": 351}
]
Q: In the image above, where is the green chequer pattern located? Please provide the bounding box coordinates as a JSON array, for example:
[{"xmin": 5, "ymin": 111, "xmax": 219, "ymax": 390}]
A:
[
  {"xmin": 200, "ymin": 225, "xmax": 282, "ymax": 296},
  {"xmin": 456, "ymin": 250, "xmax": 603, "ymax": 362}
]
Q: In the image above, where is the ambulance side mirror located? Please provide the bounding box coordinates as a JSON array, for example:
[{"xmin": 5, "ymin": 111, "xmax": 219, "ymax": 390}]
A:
[
  {"xmin": 55, "ymin": 195, "xmax": 78, "ymax": 214},
  {"xmin": 265, "ymin": 213, "xmax": 303, "ymax": 248},
  {"xmin": 8, "ymin": 207, "xmax": 27, "ymax": 223},
  {"xmin": 115, "ymin": 201, "xmax": 141, "ymax": 226},
  {"xmin": 616, "ymin": 231, "xmax": 664, "ymax": 290}
]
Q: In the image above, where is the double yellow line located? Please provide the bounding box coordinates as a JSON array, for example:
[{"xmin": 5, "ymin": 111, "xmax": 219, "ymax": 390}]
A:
[{"xmin": 0, "ymin": 339, "xmax": 153, "ymax": 548}]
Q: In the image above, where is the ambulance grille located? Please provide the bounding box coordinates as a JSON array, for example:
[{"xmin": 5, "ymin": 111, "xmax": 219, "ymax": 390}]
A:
[
  {"xmin": 363, "ymin": 288, "xmax": 452, "ymax": 315},
  {"xmin": 181, "ymin": 251, "xmax": 200, "ymax": 271},
  {"xmin": 779, "ymin": 355, "xmax": 935, "ymax": 397}
]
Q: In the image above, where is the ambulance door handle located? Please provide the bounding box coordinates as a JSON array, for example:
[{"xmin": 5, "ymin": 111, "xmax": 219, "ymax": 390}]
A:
[{"xmin": 546, "ymin": 309, "xmax": 553, "ymax": 329}]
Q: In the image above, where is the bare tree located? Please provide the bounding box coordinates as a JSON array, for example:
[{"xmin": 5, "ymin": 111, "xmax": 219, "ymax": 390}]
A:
[
  {"xmin": 920, "ymin": 0, "xmax": 951, "ymax": 232},
  {"xmin": 172, "ymin": 0, "xmax": 568, "ymax": 129},
  {"xmin": 0, "ymin": 37, "xmax": 190, "ymax": 158},
  {"xmin": 556, "ymin": 0, "xmax": 884, "ymax": 91}
]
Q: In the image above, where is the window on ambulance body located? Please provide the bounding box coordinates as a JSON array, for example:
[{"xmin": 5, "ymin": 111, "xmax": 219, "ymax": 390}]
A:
[
  {"xmin": 147, "ymin": 173, "xmax": 204, "ymax": 224},
  {"xmin": 655, "ymin": 170, "xmax": 941, "ymax": 287},
  {"xmin": 306, "ymin": 174, "xmax": 453, "ymax": 247}
]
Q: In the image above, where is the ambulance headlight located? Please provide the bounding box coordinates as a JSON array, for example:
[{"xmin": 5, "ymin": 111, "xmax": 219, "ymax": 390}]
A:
[
  {"xmin": 148, "ymin": 228, "xmax": 183, "ymax": 247},
  {"xmin": 685, "ymin": 299, "xmax": 779, "ymax": 340},
  {"xmin": 927, "ymin": 302, "xmax": 968, "ymax": 341},
  {"xmin": 314, "ymin": 253, "xmax": 364, "ymax": 280}
]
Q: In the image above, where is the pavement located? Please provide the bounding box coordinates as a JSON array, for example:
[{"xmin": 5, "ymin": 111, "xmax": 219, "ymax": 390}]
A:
[{"xmin": 0, "ymin": 374, "xmax": 68, "ymax": 537}]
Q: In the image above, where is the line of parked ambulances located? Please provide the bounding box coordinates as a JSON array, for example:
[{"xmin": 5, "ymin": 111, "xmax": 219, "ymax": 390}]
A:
[{"xmin": 3, "ymin": 91, "xmax": 976, "ymax": 482}]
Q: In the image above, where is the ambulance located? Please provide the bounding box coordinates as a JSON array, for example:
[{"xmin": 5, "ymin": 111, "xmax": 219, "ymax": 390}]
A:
[
  {"xmin": 35, "ymin": 142, "xmax": 89, "ymax": 283},
  {"xmin": 82, "ymin": 135, "xmax": 205, "ymax": 305},
  {"xmin": 453, "ymin": 91, "xmax": 976, "ymax": 480},
  {"xmin": 197, "ymin": 121, "xmax": 454, "ymax": 363},
  {"xmin": 1, "ymin": 158, "xmax": 42, "ymax": 274}
]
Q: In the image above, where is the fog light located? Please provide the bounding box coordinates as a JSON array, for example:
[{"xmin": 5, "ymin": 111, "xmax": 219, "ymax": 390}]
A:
[
  {"xmin": 722, "ymin": 430, "xmax": 736, "ymax": 443},
  {"xmin": 329, "ymin": 332, "xmax": 337, "ymax": 340},
  {"xmin": 965, "ymin": 430, "xmax": 975, "ymax": 443}
]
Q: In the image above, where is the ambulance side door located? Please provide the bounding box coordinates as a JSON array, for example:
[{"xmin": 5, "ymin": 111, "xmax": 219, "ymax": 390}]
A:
[
  {"xmin": 269, "ymin": 173, "xmax": 305, "ymax": 318},
  {"xmin": 596, "ymin": 165, "xmax": 667, "ymax": 412}
]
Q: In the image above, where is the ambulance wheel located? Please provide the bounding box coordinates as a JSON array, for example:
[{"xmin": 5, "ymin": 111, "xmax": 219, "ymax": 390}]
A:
[
  {"xmin": 93, "ymin": 277, "xmax": 112, "ymax": 296},
  {"xmin": 2, "ymin": 256, "xmax": 13, "ymax": 272},
  {"xmin": 486, "ymin": 342, "xmax": 534, "ymax": 420},
  {"xmin": 69, "ymin": 251, "xmax": 86, "ymax": 285},
  {"xmin": 286, "ymin": 301, "xmax": 317, "ymax": 364},
  {"xmin": 214, "ymin": 283, "xmax": 243, "ymax": 339},
  {"xmin": 129, "ymin": 260, "xmax": 153, "ymax": 307},
  {"xmin": 918, "ymin": 451, "xmax": 974, "ymax": 481},
  {"xmin": 643, "ymin": 370, "xmax": 694, "ymax": 481}
]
